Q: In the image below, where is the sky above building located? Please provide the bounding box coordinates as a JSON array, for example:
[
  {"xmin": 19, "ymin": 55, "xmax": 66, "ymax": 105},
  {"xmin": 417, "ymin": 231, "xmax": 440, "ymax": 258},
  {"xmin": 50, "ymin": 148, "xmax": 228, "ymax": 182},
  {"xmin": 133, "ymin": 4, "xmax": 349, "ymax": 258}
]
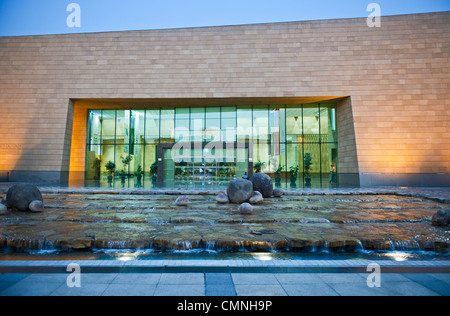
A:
[{"xmin": 0, "ymin": 0, "xmax": 449, "ymax": 36}]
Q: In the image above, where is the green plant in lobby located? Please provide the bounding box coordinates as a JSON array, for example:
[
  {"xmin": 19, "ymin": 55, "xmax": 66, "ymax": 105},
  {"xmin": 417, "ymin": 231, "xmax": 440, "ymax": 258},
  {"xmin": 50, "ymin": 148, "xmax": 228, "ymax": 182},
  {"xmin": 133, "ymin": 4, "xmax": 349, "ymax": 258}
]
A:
[
  {"xmin": 150, "ymin": 161, "xmax": 158, "ymax": 183},
  {"xmin": 120, "ymin": 155, "xmax": 133, "ymax": 184},
  {"xmin": 254, "ymin": 160, "xmax": 265, "ymax": 173},
  {"xmin": 105, "ymin": 161, "xmax": 116, "ymax": 185},
  {"xmin": 134, "ymin": 164, "xmax": 143, "ymax": 186},
  {"xmin": 289, "ymin": 165, "xmax": 298, "ymax": 183},
  {"xmin": 274, "ymin": 165, "xmax": 284, "ymax": 186},
  {"xmin": 304, "ymin": 152, "xmax": 313, "ymax": 187}
]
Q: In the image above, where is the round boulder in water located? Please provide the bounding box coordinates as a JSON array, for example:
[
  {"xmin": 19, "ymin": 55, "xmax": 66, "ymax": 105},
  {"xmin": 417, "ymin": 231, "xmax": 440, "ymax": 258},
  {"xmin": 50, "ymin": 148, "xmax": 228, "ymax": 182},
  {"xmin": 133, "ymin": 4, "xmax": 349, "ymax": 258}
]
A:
[
  {"xmin": 6, "ymin": 184, "xmax": 44, "ymax": 212},
  {"xmin": 215, "ymin": 193, "xmax": 229, "ymax": 204},
  {"xmin": 29, "ymin": 200, "xmax": 44, "ymax": 212},
  {"xmin": 432, "ymin": 209, "xmax": 450, "ymax": 227},
  {"xmin": 251, "ymin": 172, "xmax": 273, "ymax": 198},
  {"xmin": 175, "ymin": 196, "xmax": 189, "ymax": 206},
  {"xmin": 248, "ymin": 191, "xmax": 263, "ymax": 204},
  {"xmin": 238, "ymin": 202, "xmax": 253, "ymax": 215},
  {"xmin": 273, "ymin": 188, "xmax": 284, "ymax": 197},
  {"xmin": 227, "ymin": 178, "xmax": 253, "ymax": 204}
]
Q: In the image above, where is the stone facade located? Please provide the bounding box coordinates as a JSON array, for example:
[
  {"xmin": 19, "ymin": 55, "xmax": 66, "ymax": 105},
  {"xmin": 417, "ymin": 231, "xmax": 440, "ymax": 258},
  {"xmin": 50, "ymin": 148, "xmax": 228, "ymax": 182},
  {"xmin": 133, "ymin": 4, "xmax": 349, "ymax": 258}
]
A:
[{"xmin": 0, "ymin": 12, "xmax": 449, "ymax": 186}]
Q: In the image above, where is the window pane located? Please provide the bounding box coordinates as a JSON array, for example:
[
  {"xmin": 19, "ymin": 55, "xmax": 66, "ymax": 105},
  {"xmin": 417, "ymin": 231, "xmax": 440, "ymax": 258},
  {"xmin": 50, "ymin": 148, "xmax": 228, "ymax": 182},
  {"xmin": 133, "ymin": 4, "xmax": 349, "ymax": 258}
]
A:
[
  {"xmin": 269, "ymin": 105, "xmax": 284, "ymax": 144},
  {"xmin": 322, "ymin": 105, "xmax": 337, "ymax": 143},
  {"xmin": 102, "ymin": 143, "xmax": 115, "ymax": 180},
  {"xmin": 237, "ymin": 105, "xmax": 252, "ymax": 142},
  {"xmin": 205, "ymin": 118, "xmax": 220, "ymax": 142},
  {"xmin": 144, "ymin": 144, "xmax": 157, "ymax": 178},
  {"xmin": 86, "ymin": 144, "xmax": 101, "ymax": 181},
  {"xmin": 303, "ymin": 104, "xmax": 320, "ymax": 142},
  {"xmin": 101, "ymin": 110, "xmax": 116, "ymax": 145},
  {"xmin": 321, "ymin": 142, "xmax": 338, "ymax": 185},
  {"xmin": 88, "ymin": 110, "xmax": 102, "ymax": 146},
  {"xmin": 253, "ymin": 105, "xmax": 268, "ymax": 143},
  {"xmin": 190, "ymin": 107, "xmax": 204, "ymax": 142},
  {"xmin": 221, "ymin": 118, "xmax": 236, "ymax": 142},
  {"xmin": 116, "ymin": 110, "xmax": 130, "ymax": 145},
  {"xmin": 221, "ymin": 106, "xmax": 236, "ymax": 143},
  {"xmin": 132, "ymin": 143, "xmax": 144, "ymax": 181},
  {"xmin": 221, "ymin": 106, "xmax": 236, "ymax": 119},
  {"xmin": 145, "ymin": 109, "xmax": 160, "ymax": 144},
  {"xmin": 131, "ymin": 110, "xmax": 145, "ymax": 144},
  {"xmin": 286, "ymin": 105, "xmax": 302, "ymax": 143},
  {"xmin": 206, "ymin": 106, "xmax": 220, "ymax": 118},
  {"xmin": 160, "ymin": 108, "xmax": 174, "ymax": 142},
  {"xmin": 176, "ymin": 107, "xmax": 189, "ymax": 119},
  {"xmin": 286, "ymin": 143, "xmax": 301, "ymax": 188},
  {"xmin": 175, "ymin": 108, "xmax": 190, "ymax": 142},
  {"xmin": 303, "ymin": 144, "xmax": 320, "ymax": 187},
  {"xmin": 253, "ymin": 142, "xmax": 269, "ymax": 173}
]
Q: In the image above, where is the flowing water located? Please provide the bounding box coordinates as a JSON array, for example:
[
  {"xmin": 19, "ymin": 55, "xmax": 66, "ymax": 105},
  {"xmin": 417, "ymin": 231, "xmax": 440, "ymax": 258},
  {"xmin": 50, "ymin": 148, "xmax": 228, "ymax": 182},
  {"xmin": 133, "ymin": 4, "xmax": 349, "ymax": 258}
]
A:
[{"xmin": 0, "ymin": 191, "xmax": 449, "ymax": 259}]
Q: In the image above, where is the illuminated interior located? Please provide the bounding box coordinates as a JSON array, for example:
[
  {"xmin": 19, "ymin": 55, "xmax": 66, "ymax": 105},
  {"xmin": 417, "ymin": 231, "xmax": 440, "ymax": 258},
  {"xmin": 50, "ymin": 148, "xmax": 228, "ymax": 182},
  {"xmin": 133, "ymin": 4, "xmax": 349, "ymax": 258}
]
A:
[{"xmin": 85, "ymin": 102, "xmax": 338, "ymax": 188}]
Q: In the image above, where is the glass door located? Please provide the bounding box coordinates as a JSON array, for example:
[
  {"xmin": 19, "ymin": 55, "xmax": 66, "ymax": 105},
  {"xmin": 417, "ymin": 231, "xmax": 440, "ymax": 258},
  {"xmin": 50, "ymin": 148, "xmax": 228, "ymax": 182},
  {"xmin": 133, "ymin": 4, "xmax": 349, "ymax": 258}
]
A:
[{"xmin": 158, "ymin": 142, "xmax": 250, "ymax": 188}]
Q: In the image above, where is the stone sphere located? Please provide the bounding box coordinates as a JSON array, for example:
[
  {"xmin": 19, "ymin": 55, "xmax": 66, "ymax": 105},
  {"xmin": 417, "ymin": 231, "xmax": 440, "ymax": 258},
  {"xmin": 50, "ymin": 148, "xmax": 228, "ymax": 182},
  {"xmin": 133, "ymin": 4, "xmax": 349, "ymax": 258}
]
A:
[
  {"xmin": 226, "ymin": 178, "xmax": 253, "ymax": 204},
  {"xmin": 248, "ymin": 191, "xmax": 263, "ymax": 204},
  {"xmin": 215, "ymin": 193, "xmax": 229, "ymax": 204},
  {"xmin": 432, "ymin": 209, "xmax": 450, "ymax": 227},
  {"xmin": 175, "ymin": 196, "xmax": 189, "ymax": 206},
  {"xmin": 6, "ymin": 184, "xmax": 43, "ymax": 212},
  {"xmin": 238, "ymin": 202, "xmax": 253, "ymax": 215},
  {"xmin": 273, "ymin": 188, "xmax": 284, "ymax": 197},
  {"xmin": 29, "ymin": 200, "xmax": 44, "ymax": 212},
  {"xmin": 251, "ymin": 172, "xmax": 273, "ymax": 198}
]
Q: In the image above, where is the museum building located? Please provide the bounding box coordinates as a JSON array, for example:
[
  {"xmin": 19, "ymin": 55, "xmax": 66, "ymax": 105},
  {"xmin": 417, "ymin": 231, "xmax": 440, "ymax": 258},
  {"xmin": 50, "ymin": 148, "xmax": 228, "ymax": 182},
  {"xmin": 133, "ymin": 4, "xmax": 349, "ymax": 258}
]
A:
[{"xmin": 0, "ymin": 12, "xmax": 449, "ymax": 188}]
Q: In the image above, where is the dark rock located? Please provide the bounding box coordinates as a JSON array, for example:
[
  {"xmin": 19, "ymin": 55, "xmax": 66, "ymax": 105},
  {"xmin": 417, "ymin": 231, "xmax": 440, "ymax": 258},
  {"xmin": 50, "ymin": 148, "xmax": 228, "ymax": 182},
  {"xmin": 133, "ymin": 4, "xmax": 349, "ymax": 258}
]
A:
[
  {"xmin": 215, "ymin": 193, "xmax": 229, "ymax": 204},
  {"xmin": 238, "ymin": 202, "xmax": 253, "ymax": 214},
  {"xmin": 273, "ymin": 188, "xmax": 283, "ymax": 197},
  {"xmin": 248, "ymin": 191, "xmax": 263, "ymax": 204},
  {"xmin": 175, "ymin": 196, "xmax": 189, "ymax": 206},
  {"xmin": 250, "ymin": 172, "xmax": 273, "ymax": 198},
  {"xmin": 6, "ymin": 184, "xmax": 43, "ymax": 212},
  {"xmin": 432, "ymin": 209, "xmax": 450, "ymax": 227},
  {"xmin": 227, "ymin": 178, "xmax": 253, "ymax": 204}
]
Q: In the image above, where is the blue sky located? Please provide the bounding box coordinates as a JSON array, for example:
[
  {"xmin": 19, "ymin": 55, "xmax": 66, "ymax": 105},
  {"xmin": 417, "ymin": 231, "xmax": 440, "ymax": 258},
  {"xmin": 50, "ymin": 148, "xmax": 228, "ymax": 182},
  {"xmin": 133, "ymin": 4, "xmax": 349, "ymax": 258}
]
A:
[{"xmin": 0, "ymin": 0, "xmax": 449, "ymax": 36}]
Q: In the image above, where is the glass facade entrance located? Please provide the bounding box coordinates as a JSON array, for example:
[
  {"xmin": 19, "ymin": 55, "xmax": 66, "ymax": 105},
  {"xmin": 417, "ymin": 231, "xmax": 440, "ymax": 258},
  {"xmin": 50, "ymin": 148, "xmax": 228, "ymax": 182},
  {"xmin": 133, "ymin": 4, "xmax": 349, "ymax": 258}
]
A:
[{"xmin": 85, "ymin": 103, "xmax": 338, "ymax": 189}]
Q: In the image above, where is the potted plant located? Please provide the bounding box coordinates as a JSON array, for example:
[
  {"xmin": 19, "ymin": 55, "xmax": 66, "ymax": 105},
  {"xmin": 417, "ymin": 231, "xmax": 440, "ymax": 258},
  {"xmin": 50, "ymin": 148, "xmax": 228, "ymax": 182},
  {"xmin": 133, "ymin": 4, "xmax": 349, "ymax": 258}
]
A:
[
  {"xmin": 304, "ymin": 152, "xmax": 313, "ymax": 187},
  {"xmin": 150, "ymin": 161, "xmax": 158, "ymax": 183},
  {"xmin": 254, "ymin": 160, "xmax": 265, "ymax": 173},
  {"xmin": 134, "ymin": 164, "xmax": 143, "ymax": 186},
  {"xmin": 289, "ymin": 165, "xmax": 299, "ymax": 187},
  {"xmin": 105, "ymin": 161, "xmax": 116, "ymax": 185},
  {"xmin": 120, "ymin": 155, "xmax": 133, "ymax": 184},
  {"xmin": 274, "ymin": 165, "xmax": 284, "ymax": 186}
]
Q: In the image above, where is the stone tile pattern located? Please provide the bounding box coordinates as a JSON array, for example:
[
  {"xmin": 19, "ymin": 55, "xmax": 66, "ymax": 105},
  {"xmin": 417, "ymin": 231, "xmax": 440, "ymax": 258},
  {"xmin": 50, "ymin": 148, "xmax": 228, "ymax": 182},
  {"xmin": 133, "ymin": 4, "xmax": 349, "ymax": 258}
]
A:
[
  {"xmin": 0, "ymin": 12, "xmax": 449, "ymax": 184},
  {"xmin": 1, "ymin": 270, "xmax": 449, "ymax": 296}
]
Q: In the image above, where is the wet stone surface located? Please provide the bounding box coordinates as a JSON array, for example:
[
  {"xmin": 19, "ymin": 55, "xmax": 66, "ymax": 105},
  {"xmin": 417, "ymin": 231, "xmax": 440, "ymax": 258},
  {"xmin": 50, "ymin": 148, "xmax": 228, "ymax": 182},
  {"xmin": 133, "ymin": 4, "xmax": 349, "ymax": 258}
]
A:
[{"xmin": 0, "ymin": 193, "xmax": 448, "ymax": 253}]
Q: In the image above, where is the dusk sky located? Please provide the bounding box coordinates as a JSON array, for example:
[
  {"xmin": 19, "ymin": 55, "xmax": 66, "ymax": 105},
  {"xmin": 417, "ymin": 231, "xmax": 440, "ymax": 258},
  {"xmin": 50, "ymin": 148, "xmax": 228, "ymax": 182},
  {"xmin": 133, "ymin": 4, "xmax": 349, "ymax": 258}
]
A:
[{"xmin": 1, "ymin": 0, "xmax": 449, "ymax": 36}]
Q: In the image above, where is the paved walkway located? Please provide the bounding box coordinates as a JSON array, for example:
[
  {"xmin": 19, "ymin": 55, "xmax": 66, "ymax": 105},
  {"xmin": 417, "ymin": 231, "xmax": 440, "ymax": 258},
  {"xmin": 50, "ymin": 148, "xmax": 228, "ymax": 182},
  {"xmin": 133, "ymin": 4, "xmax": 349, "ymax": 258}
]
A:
[{"xmin": 0, "ymin": 260, "xmax": 449, "ymax": 296}]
